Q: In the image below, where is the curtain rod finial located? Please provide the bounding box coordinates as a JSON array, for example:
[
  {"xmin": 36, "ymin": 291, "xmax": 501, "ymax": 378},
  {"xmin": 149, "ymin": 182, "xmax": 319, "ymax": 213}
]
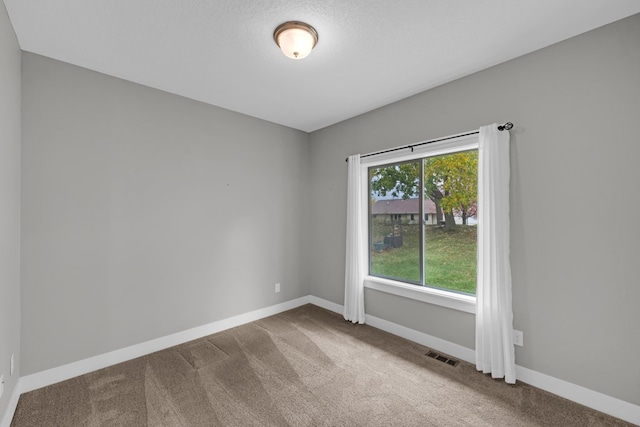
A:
[{"xmin": 498, "ymin": 122, "xmax": 513, "ymax": 131}]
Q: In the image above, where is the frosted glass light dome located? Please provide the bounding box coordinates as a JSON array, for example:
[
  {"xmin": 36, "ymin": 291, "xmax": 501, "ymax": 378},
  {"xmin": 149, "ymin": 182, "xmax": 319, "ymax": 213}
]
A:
[{"xmin": 274, "ymin": 22, "xmax": 318, "ymax": 60}]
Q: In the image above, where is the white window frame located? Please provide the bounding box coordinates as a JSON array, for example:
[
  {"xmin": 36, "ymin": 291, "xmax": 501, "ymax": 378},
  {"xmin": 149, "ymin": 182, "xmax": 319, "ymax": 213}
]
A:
[{"xmin": 360, "ymin": 133, "xmax": 478, "ymax": 314}]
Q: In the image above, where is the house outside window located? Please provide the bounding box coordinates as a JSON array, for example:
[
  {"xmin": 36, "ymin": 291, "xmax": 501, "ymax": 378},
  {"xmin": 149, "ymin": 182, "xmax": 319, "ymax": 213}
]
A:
[{"xmin": 367, "ymin": 143, "xmax": 478, "ymax": 296}]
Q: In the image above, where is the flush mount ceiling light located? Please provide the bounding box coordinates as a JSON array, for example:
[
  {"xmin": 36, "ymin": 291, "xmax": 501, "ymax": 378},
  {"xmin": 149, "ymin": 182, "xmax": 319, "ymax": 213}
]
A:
[{"xmin": 273, "ymin": 21, "xmax": 318, "ymax": 60}]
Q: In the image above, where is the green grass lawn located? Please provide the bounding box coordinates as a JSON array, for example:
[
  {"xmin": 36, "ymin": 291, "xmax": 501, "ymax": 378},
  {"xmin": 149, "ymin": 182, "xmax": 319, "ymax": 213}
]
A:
[{"xmin": 370, "ymin": 224, "xmax": 477, "ymax": 294}]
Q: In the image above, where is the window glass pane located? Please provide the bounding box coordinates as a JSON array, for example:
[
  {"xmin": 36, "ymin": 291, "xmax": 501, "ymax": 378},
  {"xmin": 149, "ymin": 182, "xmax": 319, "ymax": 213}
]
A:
[
  {"xmin": 423, "ymin": 150, "xmax": 478, "ymax": 294},
  {"xmin": 367, "ymin": 149, "xmax": 478, "ymax": 295},
  {"xmin": 369, "ymin": 161, "xmax": 421, "ymax": 284}
]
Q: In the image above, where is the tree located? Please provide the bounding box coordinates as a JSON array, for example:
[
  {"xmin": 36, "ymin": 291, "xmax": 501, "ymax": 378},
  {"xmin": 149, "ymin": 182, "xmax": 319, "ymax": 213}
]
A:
[
  {"xmin": 424, "ymin": 151, "xmax": 478, "ymax": 226},
  {"xmin": 369, "ymin": 151, "xmax": 477, "ymax": 229},
  {"xmin": 370, "ymin": 162, "xmax": 419, "ymax": 200},
  {"xmin": 422, "ymin": 161, "xmax": 447, "ymax": 226}
]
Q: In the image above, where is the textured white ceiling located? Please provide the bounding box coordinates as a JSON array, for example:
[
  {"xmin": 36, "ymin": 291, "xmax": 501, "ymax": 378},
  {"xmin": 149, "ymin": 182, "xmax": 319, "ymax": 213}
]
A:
[{"xmin": 4, "ymin": 0, "xmax": 640, "ymax": 132}]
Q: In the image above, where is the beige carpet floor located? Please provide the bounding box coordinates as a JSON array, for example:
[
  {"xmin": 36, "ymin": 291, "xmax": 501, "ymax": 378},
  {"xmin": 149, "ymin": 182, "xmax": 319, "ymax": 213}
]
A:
[{"xmin": 11, "ymin": 304, "xmax": 633, "ymax": 426}]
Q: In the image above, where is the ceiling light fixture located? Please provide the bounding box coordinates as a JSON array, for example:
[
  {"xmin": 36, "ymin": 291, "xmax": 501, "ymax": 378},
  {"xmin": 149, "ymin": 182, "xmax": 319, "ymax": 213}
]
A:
[{"xmin": 273, "ymin": 21, "xmax": 318, "ymax": 60}]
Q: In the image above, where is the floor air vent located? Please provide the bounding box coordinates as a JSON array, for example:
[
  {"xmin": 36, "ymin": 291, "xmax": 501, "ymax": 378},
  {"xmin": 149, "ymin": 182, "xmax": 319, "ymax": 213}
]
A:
[{"xmin": 426, "ymin": 350, "xmax": 459, "ymax": 367}]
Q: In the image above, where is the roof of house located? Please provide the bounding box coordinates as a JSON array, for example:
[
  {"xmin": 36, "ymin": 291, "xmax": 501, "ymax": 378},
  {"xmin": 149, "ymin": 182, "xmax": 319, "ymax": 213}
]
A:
[{"xmin": 371, "ymin": 198, "xmax": 437, "ymax": 215}]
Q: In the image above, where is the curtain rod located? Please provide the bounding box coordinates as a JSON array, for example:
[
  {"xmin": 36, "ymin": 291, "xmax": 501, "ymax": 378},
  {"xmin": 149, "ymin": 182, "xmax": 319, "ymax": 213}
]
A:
[{"xmin": 345, "ymin": 122, "xmax": 513, "ymax": 162}]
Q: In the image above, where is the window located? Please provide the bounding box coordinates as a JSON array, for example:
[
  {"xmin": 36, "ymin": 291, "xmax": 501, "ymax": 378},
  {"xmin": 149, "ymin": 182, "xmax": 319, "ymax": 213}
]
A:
[{"xmin": 366, "ymin": 139, "xmax": 478, "ymax": 300}]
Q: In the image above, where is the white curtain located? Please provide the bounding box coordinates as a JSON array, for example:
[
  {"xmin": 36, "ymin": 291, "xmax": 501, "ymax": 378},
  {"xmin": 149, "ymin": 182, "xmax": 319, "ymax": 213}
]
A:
[
  {"xmin": 344, "ymin": 154, "xmax": 366, "ymax": 324},
  {"xmin": 475, "ymin": 124, "xmax": 516, "ymax": 384}
]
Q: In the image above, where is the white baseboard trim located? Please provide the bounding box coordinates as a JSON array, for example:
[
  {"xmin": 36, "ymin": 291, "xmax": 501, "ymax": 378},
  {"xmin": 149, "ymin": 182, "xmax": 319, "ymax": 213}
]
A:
[
  {"xmin": 308, "ymin": 295, "xmax": 476, "ymax": 363},
  {"xmin": 365, "ymin": 313, "xmax": 477, "ymax": 364},
  {"xmin": 19, "ymin": 296, "xmax": 312, "ymax": 394},
  {"xmin": 307, "ymin": 295, "xmax": 344, "ymax": 315},
  {"xmin": 309, "ymin": 296, "xmax": 640, "ymax": 426},
  {"xmin": 515, "ymin": 365, "xmax": 640, "ymax": 425},
  {"xmin": 8, "ymin": 295, "xmax": 639, "ymax": 426},
  {"xmin": 0, "ymin": 379, "xmax": 22, "ymax": 427}
]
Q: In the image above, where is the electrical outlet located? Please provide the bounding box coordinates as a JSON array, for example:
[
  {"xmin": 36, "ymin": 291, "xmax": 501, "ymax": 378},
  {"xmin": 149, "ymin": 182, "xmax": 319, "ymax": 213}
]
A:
[
  {"xmin": 513, "ymin": 330, "xmax": 524, "ymax": 347},
  {"xmin": 11, "ymin": 353, "xmax": 15, "ymax": 376},
  {"xmin": 275, "ymin": 283, "xmax": 281, "ymax": 293}
]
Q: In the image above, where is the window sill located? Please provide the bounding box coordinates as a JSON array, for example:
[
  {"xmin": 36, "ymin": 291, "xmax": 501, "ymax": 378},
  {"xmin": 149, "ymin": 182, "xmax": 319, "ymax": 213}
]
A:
[{"xmin": 363, "ymin": 276, "xmax": 476, "ymax": 314}]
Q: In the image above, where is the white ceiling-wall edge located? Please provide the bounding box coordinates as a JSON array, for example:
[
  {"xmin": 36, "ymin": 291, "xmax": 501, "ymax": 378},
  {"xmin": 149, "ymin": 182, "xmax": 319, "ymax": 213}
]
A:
[
  {"xmin": 5, "ymin": 1, "xmax": 640, "ymax": 133},
  {"xmin": 18, "ymin": 48, "xmax": 314, "ymax": 136}
]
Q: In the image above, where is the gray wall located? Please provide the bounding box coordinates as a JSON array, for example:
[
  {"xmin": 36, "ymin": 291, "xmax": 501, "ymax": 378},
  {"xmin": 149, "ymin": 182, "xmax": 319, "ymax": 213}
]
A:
[
  {"xmin": 309, "ymin": 14, "xmax": 640, "ymax": 406},
  {"xmin": 21, "ymin": 53, "xmax": 310, "ymax": 375},
  {"xmin": 0, "ymin": 0, "xmax": 21, "ymax": 420}
]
